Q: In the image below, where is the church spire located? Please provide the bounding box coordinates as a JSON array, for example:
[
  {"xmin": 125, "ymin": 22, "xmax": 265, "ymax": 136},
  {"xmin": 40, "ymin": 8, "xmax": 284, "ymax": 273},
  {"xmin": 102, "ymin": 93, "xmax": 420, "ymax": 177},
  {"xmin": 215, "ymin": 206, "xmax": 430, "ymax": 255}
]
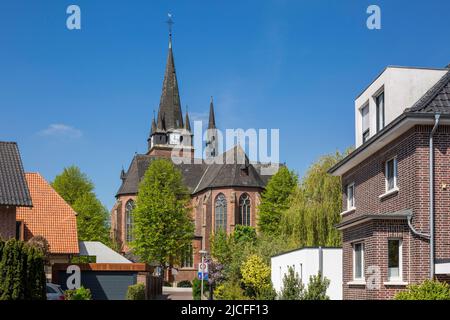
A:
[
  {"xmin": 151, "ymin": 111, "xmax": 157, "ymax": 134},
  {"xmin": 208, "ymin": 96, "xmax": 216, "ymax": 129},
  {"xmin": 184, "ymin": 106, "xmax": 191, "ymax": 132},
  {"xmin": 157, "ymin": 13, "xmax": 183, "ymax": 131}
]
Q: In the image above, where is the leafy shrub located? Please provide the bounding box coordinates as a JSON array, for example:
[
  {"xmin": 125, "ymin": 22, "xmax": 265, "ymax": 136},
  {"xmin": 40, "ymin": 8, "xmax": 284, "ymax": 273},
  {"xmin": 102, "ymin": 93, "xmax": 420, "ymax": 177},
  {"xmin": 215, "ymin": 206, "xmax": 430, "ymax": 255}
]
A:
[
  {"xmin": 233, "ymin": 225, "xmax": 257, "ymax": 244},
  {"xmin": 214, "ymin": 281, "xmax": 248, "ymax": 300},
  {"xmin": 177, "ymin": 280, "xmax": 192, "ymax": 288},
  {"xmin": 126, "ymin": 283, "xmax": 146, "ymax": 300},
  {"xmin": 240, "ymin": 254, "xmax": 273, "ymax": 299},
  {"xmin": 27, "ymin": 236, "xmax": 50, "ymax": 263},
  {"xmin": 192, "ymin": 278, "xmax": 209, "ymax": 300},
  {"xmin": 64, "ymin": 286, "xmax": 92, "ymax": 300},
  {"xmin": 163, "ymin": 281, "xmax": 172, "ymax": 287},
  {"xmin": 395, "ymin": 280, "xmax": 450, "ymax": 300},
  {"xmin": 279, "ymin": 266, "xmax": 304, "ymax": 300},
  {"xmin": 303, "ymin": 273, "xmax": 330, "ymax": 300}
]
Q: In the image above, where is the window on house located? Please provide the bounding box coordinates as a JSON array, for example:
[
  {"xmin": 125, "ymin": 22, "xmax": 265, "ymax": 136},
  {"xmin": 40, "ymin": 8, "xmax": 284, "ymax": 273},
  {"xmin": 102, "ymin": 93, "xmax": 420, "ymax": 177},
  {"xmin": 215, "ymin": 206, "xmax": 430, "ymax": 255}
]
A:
[
  {"xmin": 215, "ymin": 193, "xmax": 227, "ymax": 231},
  {"xmin": 353, "ymin": 242, "xmax": 364, "ymax": 280},
  {"xmin": 181, "ymin": 244, "xmax": 194, "ymax": 268},
  {"xmin": 125, "ymin": 200, "xmax": 135, "ymax": 243},
  {"xmin": 376, "ymin": 92, "xmax": 385, "ymax": 132},
  {"xmin": 388, "ymin": 239, "xmax": 402, "ymax": 281},
  {"xmin": 385, "ymin": 158, "xmax": 397, "ymax": 191},
  {"xmin": 347, "ymin": 183, "xmax": 355, "ymax": 210},
  {"xmin": 15, "ymin": 221, "xmax": 24, "ymax": 240},
  {"xmin": 361, "ymin": 104, "xmax": 370, "ymax": 143},
  {"xmin": 238, "ymin": 193, "xmax": 251, "ymax": 226}
]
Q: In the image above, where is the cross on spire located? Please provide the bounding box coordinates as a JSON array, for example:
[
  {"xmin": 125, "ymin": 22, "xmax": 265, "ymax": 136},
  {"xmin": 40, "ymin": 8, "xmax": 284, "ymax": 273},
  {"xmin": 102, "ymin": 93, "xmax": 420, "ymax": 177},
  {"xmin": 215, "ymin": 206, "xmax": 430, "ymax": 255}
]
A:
[{"xmin": 166, "ymin": 13, "xmax": 174, "ymax": 48}]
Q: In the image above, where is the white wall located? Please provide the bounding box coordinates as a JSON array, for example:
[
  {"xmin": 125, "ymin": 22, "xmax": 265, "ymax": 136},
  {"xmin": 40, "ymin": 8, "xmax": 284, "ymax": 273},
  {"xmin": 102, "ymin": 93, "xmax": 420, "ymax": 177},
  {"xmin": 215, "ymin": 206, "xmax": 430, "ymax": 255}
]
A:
[
  {"xmin": 355, "ymin": 67, "xmax": 447, "ymax": 147},
  {"xmin": 271, "ymin": 248, "xmax": 342, "ymax": 300}
]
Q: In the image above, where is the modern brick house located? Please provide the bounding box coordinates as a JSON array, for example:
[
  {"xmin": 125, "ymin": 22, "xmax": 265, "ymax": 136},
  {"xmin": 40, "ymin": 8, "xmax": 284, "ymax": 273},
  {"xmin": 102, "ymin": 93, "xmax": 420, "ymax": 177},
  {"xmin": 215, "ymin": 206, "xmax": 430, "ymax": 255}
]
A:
[
  {"xmin": 110, "ymin": 28, "xmax": 276, "ymax": 282},
  {"xmin": 0, "ymin": 141, "xmax": 33, "ymax": 239},
  {"xmin": 329, "ymin": 65, "xmax": 450, "ymax": 299}
]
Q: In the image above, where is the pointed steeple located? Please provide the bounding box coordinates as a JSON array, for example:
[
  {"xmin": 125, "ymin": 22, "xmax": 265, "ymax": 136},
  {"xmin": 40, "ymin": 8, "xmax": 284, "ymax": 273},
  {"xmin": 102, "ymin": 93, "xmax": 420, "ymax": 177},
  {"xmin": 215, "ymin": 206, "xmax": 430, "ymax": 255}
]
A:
[
  {"xmin": 184, "ymin": 106, "xmax": 191, "ymax": 132},
  {"xmin": 157, "ymin": 19, "xmax": 184, "ymax": 131},
  {"xmin": 151, "ymin": 111, "xmax": 157, "ymax": 134},
  {"xmin": 208, "ymin": 96, "xmax": 216, "ymax": 129}
]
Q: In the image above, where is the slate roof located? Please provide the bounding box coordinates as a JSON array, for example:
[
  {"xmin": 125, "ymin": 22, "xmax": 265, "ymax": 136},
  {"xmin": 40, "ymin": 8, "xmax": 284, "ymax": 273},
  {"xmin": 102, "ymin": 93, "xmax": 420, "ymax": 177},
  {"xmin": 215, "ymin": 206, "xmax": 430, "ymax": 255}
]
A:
[
  {"xmin": 0, "ymin": 141, "xmax": 32, "ymax": 207},
  {"xmin": 116, "ymin": 145, "xmax": 276, "ymax": 197},
  {"xmin": 156, "ymin": 36, "xmax": 184, "ymax": 131},
  {"xmin": 17, "ymin": 173, "xmax": 79, "ymax": 254},
  {"xmin": 406, "ymin": 69, "xmax": 450, "ymax": 114}
]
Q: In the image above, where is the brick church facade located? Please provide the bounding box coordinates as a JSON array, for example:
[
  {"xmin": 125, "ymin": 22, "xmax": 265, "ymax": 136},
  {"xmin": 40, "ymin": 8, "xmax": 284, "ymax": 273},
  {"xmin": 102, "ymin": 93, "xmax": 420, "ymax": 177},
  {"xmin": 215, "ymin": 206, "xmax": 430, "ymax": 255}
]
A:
[{"xmin": 110, "ymin": 30, "xmax": 276, "ymax": 282}]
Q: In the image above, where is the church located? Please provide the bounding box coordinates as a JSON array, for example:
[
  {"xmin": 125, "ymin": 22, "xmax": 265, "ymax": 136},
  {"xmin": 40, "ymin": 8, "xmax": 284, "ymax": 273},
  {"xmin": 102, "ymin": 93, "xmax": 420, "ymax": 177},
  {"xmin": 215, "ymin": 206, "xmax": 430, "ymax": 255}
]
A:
[{"xmin": 110, "ymin": 26, "xmax": 278, "ymax": 282}]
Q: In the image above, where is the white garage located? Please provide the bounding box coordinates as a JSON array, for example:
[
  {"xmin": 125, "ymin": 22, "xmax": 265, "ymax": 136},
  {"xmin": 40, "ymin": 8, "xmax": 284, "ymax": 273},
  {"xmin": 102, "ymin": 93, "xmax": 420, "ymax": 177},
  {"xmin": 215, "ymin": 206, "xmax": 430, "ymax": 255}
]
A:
[{"xmin": 271, "ymin": 247, "xmax": 342, "ymax": 300}]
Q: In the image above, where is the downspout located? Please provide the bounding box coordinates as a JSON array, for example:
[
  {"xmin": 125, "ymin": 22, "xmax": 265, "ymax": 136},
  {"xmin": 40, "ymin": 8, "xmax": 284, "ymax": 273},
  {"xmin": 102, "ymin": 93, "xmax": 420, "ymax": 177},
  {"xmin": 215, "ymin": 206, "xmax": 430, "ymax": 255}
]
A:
[
  {"xmin": 318, "ymin": 247, "xmax": 323, "ymax": 278},
  {"xmin": 406, "ymin": 113, "xmax": 440, "ymax": 280},
  {"xmin": 429, "ymin": 113, "xmax": 440, "ymax": 279}
]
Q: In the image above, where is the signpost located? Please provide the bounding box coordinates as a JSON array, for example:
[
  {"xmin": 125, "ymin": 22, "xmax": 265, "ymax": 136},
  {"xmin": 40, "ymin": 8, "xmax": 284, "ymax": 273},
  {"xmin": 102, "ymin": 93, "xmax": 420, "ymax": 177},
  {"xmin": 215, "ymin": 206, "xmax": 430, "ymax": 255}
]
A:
[{"xmin": 199, "ymin": 250, "xmax": 208, "ymax": 300}]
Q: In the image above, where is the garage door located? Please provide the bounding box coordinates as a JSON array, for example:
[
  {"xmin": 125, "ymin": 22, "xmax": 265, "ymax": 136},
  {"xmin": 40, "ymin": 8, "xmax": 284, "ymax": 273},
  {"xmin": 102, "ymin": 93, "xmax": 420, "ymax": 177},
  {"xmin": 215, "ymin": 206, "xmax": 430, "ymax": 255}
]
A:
[{"xmin": 58, "ymin": 271, "xmax": 137, "ymax": 300}]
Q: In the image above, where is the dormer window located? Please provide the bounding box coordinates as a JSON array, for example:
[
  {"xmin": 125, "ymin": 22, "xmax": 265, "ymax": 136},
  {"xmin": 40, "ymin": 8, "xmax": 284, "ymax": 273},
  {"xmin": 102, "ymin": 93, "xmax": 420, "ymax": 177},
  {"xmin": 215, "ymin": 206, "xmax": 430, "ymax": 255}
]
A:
[
  {"xmin": 361, "ymin": 104, "xmax": 370, "ymax": 143},
  {"xmin": 376, "ymin": 91, "xmax": 385, "ymax": 132}
]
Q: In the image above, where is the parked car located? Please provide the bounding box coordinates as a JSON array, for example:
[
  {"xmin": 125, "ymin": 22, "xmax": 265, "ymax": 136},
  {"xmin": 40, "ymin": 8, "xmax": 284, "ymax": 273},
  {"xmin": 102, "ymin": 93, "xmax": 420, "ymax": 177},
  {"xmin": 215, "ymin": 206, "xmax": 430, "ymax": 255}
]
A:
[{"xmin": 46, "ymin": 283, "xmax": 65, "ymax": 300}]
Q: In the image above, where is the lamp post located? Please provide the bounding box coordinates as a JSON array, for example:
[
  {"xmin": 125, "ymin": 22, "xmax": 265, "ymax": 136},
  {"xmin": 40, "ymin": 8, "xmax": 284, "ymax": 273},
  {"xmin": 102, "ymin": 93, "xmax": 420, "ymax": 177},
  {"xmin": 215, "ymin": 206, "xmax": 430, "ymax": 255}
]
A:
[{"xmin": 199, "ymin": 250, "xmax": 207, "ymax": 300}]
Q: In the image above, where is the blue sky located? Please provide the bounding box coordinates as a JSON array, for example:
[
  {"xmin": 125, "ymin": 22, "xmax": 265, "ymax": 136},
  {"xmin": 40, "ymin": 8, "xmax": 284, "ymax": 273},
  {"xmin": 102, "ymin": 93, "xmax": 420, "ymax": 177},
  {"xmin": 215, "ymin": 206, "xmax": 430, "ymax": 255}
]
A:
[{"xmin": 1, "ymin": 0, "xmax": 449, "ymax": 210}]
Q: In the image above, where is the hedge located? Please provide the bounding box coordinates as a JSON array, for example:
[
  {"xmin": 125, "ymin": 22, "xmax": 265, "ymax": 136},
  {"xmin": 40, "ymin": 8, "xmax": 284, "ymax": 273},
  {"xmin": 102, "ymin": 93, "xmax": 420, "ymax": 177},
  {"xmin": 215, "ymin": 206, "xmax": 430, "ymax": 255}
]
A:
[{"xmin": 0, "ymin": 238, "xmax": 46, "ymax": 300}]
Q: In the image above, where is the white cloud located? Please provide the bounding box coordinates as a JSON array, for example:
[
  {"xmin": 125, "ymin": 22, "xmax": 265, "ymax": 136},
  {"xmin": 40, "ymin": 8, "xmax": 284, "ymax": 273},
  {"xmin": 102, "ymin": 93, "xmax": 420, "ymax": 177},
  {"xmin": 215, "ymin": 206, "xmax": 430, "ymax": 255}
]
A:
[{"xmin": 38, "ymin": 124, "xmax": 83, "ymax": 139}]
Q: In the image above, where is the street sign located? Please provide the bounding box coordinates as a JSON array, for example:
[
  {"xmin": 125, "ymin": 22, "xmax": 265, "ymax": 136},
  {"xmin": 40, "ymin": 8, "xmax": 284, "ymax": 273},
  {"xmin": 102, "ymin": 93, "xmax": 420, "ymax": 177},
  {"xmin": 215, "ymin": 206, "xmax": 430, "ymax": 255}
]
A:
[
  {"xmin": 198, "ymin": 272, "xmax": 208, "ymax": 281},
  {"xmin": 198, "ymin": 262, "xmax": 208, "ymax": 273}
]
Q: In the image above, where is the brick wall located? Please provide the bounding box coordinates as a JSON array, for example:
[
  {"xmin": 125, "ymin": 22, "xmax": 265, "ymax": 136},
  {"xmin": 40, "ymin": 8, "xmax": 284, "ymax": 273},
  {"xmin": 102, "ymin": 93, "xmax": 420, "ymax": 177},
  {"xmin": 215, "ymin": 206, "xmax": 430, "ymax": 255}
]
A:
[
  {"xmin": 340, "ymin": 125, "xmax": 450, "ymax": 299},
  {"xmin": 0, "ymin": 205, "xmax": 16, "ymax": 240}
]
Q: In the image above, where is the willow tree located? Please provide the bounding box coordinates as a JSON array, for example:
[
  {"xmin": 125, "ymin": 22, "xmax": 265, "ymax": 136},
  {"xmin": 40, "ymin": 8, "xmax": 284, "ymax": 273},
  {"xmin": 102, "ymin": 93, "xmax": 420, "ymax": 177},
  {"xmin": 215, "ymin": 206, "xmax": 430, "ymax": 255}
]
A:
[{"xmin": 281, "ymin": 152, "xmax": 345, "ymax": 247}]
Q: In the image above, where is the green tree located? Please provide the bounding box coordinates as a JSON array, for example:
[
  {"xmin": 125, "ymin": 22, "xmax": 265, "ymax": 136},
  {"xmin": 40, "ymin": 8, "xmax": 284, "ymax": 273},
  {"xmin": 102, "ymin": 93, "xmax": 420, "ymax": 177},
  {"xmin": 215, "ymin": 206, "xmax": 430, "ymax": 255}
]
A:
[
  {"xmin": 258, "ymin": 167, "xmax": 298, "ymax": 236},
  {"xmin": 395, "ymin": 279, "xmax": 450, "ymax": 300},
  {"xmin": 52, "ymin": 166, "xmax": 94, "ymax": 206},
  {"xmin": 52, "ymin": 166, "xmax": 110, "ymax": 244},
  {"xmin": 72, "ymin": 192, "xmax": 110, "ymax": 243},
  {"xmin": 131, "ymin": 159, "xmax": 194, "ymax": 269},
  {"xmin": 281, "ymin": 152, "xmax": 344, "ymax": 247},
  {"xmin": 233, "ymin": 225, "xmax": 257, "ymax": 245},
  {"xmin": 279, "ymin": 266, "xmax": 304, "ymax": 300}
]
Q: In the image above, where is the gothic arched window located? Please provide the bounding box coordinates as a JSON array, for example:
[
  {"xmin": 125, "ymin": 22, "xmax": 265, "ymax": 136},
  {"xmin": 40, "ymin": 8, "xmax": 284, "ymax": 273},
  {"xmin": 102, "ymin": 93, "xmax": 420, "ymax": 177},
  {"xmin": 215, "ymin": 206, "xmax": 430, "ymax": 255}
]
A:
[
  {"xmin": 126, "ymin": 200, "xmax": 135, "ymax": 243},
  {"xmin": 215, "ymin": 194, "xmax": 227, "ymax": 232},
  {"xmin": 239, "ymin": 193, "xmax": 251, "ymax": 226}
]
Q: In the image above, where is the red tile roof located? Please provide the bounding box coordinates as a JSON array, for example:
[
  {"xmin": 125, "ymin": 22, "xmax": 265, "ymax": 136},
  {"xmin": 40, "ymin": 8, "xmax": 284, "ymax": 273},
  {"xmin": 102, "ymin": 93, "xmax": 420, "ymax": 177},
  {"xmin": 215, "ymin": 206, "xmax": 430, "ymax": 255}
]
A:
[{"xmin": 17, "ymin": 173, "xmax": 79, "ymax": 254}]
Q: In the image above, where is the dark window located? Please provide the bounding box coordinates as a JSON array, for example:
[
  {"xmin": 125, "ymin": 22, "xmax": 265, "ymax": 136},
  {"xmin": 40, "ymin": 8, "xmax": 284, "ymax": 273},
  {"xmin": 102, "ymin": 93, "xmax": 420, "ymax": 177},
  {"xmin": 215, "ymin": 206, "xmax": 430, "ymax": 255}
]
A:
[
  {"xmin": 181, "ymin": 244, "xmax": 194, "ymax": 268},
  {"xmin": 376, "ymin": 92, "xmax": 385, "ymax": 132},
  {"xmin": 386, "ymin": 158, "xmax": 397, "ymax": 191},
  {"xmin": 354, "ymin": 243, "xmax": 364, "ymax": 280},
  {"xmin": 239, "ymin": 194, "xmax": 251, "ymax": 226},
  {"xmin": 215, "ymin": 194, "xmax": 227, "ymax": 231},
  {"xmin": 126, "ymin": 200, "xmax": 135, "ymax": 243},
  {"xmin": 388, "ymin": 240, "xmax": 401, "ymax": 280},
  {"xmin": 347, "ymin": 184, "xmax": 355, "ymax": 209},
  {"xmin": 361, "ymin": 104, "xmax": 370, "ymax": 143},
  {"xmin": 15, "ymin": 221, "xmax": 23, "ymax": 240}
]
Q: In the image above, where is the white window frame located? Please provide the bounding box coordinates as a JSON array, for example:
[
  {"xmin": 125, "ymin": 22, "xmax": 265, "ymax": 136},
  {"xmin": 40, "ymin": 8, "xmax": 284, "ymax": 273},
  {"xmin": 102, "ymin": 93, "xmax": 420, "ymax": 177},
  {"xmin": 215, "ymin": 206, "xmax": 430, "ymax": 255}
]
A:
[
  {"xmin": 353, "ymin": 242, "xmax": 365, "ymax": 281},
  {"xmin": 387, "ymin": 239, "xmax": 403, "ymax": 282},
  {"xmin": 347, "ymin": 183, "xmax": 355, "ymax": 211},
  {"xmin": 376, "ymin": 91, "xmax": 385, "ymax": 132},
  {"xmin": 360, "ymin": 103, "xmax": 370, "ymax": 143},
  {"xmin": 385, "ymin": 157, "xmax": 398, "ymax": 192}
]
